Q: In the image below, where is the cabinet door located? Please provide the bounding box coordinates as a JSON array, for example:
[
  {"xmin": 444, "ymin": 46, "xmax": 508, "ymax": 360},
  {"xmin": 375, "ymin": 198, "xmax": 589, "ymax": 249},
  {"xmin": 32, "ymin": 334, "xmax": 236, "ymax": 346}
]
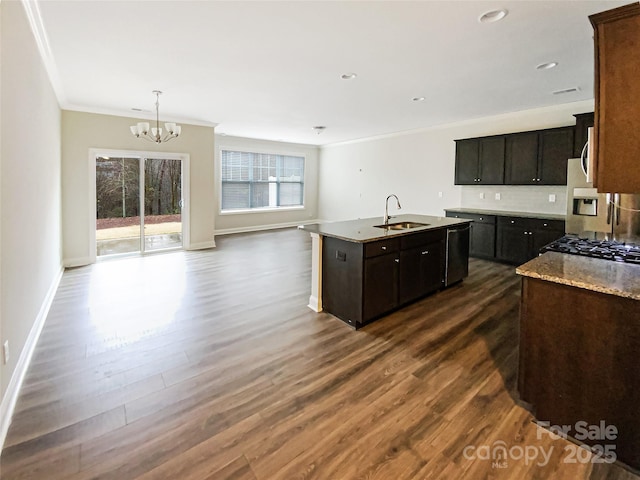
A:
[
  {"xmin": 478, "ymin": 136, "xmax": 505, "ymax": 184},
  {"xmin": 538, "ymin": 127, "xmax": 574, "ymax": 185},
  {"xmin": 591, "ymin": 4, "xmax": 640, "ymax": 193},
  {"xmin": 505, "ymin": 132, "xmax": 539, "ymax": 185},
  {"xmin": 496, "ymin": 225, "xmax": 531, "ymax": 264},
  {"xmin": 363, "ymin": 254, "xmax": 399, "ymax": 322},
  {"xmin": 399, "ymin": 248, "xmax": 423, "ymax": 305},
  {"xmin": 470, "ymin": 222, "xmax": 496, "ymax": 259},
  {"xmin": 399, "ymin": 242, "xmax": 443, "ymax": 305},
  {"xmin": 531, "ymin": 228, "xmax": 564, "ymax": 257},
  {"xmin": 455, "ymin": 139, "xmax": 479, "ymax": 185},
  {"xmin": 420, "ymin": 241, "xmax": 444, "ymax": 294}
]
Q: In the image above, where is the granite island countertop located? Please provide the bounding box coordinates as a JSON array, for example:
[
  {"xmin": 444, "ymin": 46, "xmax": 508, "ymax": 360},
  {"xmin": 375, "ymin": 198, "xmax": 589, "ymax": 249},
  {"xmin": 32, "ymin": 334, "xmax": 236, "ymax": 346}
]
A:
[
  {"xmin": 445, "ymin": 207, "xmax": 566, "ymax": 221},
  {"xmin": 301, "ymin": 214, "xmax": 471, "ymax": 243},
  {"xmin": 516, "ymin": 251, "xmax": 640, "ymax": 300}
]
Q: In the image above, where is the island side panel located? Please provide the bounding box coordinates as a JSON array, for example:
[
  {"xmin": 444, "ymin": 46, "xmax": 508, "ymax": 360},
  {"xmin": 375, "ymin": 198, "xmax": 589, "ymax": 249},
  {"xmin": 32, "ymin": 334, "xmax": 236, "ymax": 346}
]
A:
[
  {"xmin": 519, "ymin": 277, "xmax": 640, "ymax": 470},
  {"xmin": 322, "ymin": 237, "xmax": 364, "ymax": 327},
  {"xmin": 307, "ymin": 232, "xmax": 323, "ymax": 312}
]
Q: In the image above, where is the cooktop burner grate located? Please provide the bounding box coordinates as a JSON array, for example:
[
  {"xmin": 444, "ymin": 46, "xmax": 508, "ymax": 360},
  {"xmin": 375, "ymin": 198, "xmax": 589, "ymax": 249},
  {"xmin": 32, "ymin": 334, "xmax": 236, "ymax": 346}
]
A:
[{"xmin": 541, "ymin": 235, "xmax": 640, "ymax": 264}]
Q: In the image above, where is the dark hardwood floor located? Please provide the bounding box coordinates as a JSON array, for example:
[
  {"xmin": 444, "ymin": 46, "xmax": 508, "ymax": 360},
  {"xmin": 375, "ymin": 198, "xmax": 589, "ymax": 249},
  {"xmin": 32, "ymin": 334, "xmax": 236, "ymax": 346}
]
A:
[{"xmin": 0, "ymin": 227, "xmax": 637, "ymax": 479}]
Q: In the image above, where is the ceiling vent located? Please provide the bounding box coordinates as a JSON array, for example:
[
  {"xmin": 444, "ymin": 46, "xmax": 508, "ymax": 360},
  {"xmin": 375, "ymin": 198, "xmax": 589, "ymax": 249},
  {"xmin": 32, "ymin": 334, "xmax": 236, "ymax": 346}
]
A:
[{"xmin": 553, "ymin": 87, "xmax": 581, "ymax": 95}]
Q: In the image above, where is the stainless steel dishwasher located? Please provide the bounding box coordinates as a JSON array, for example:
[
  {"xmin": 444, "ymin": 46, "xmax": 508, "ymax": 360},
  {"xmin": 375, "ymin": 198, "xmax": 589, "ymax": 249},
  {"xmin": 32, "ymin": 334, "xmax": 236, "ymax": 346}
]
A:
[{"xmin": 445, "ymin": 224, "xmax": 470, "ymax": 286}]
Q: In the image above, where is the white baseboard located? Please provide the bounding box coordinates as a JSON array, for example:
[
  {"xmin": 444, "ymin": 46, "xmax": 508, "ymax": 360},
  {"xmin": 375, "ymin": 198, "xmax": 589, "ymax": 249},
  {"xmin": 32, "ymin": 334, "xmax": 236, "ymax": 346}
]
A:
[
  {"xmin": 214, "ymin": 220, "xmax": 317, "ymax": 237},
  {"xmin": 186, "ymin": 240, "xmax": 217, "ymax": 251},
  {"xmin": 0, "ymin": 265, "xmax": 64, "ymax": 454},
  {"xmin": 63, "ymin": 256, "xmax": 91, "ymax": 268}
]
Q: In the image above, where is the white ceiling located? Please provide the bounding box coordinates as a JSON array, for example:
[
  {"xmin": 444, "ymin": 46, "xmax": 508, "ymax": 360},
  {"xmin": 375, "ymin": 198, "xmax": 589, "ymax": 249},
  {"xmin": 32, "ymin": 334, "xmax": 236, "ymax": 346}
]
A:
[{"xmin": 33, "ymin": 0, "xmax": 631, "ymax": 146}]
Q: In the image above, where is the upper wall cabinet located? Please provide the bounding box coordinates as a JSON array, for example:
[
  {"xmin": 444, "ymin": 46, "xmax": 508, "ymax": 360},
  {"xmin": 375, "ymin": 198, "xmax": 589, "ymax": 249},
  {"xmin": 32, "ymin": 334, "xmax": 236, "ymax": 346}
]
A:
[
  {"xmin": 455, "ymin": 136, "xmax": 505, "ymax": 185},
  {"xmin": 505, "ymin": 127, "xmax": 574, "ymax": 185},
  {"xmin": 590, "ymin": 3, "xmax": 640, "ymax": 193}
]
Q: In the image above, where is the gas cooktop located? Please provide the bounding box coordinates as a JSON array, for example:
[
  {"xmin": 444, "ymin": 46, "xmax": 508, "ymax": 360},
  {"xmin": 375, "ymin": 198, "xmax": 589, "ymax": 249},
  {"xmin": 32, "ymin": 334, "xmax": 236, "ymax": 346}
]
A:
[{"xmin": 541, "ymin": 235, "xmax": 640, "ymax": 264}]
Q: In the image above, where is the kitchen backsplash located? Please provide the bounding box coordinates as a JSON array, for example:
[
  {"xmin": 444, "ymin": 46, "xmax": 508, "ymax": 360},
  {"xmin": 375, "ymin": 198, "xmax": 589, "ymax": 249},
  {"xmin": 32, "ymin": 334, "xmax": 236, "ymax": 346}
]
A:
[{"xmin": 460, "ymin": 185, "xmax": 567, "ymax": 216}]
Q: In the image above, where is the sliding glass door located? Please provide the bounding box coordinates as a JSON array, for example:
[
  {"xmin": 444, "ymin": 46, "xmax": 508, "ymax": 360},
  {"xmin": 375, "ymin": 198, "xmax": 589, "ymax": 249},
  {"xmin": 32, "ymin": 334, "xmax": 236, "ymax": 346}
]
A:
[
  {"xmin": 96, "ymin": 156, "xmax": 183, "ymax": 257},
  {"xmin": 143, "ymin": 158, "xmax": 182, "ymax": 252}
]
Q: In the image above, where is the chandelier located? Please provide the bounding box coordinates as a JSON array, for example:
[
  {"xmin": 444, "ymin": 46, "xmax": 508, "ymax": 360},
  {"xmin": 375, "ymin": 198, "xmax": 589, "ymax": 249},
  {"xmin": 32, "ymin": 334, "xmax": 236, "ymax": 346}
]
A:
[{"xmin": 130, "ymin": 90, "xmax": 182, "ymax": 143}]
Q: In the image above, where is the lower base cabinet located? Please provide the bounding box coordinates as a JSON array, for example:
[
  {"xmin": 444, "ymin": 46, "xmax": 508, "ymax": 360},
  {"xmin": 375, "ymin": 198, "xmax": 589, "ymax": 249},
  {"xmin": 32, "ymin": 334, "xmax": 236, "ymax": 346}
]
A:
[
  {"xmin": 445, "ymin": 210, "xmax": 565, "ymax": 265},
  {"xmin": 363, "ymin": 253, "xmax": 399, "ymax": 322},
  {"xmin": 519, "ymin": 277, "xmax": 640, "ymax": 471},
  {"xmin": 323, "ymin": 229, "xmax": 446, "ymax": 328},
  {"xmin": 399, "ymin": 241, "xmax": 443, "ymax": 305},
  {"xmin": 496, "ymin": 217, "xmax": 565, "ymax": 265}
]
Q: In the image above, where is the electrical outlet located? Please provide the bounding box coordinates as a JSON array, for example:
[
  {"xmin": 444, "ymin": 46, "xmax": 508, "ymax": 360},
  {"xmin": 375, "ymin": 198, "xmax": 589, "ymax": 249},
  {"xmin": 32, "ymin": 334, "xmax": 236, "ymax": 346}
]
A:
[
  {"xmin": 2, "ymin": 341, "xmax": 9, "ymax": 365},
  {"xmin": 438, "ymin": 191, "xmax": 443, "ymax": 198},
  {"xmin": 549, "ymin": 194, "xmax": 557, "ymax": 203},
  {"xmin": 479, "ymin": 192, "xmax": 485, "ymax": 199},
  {"xmin": 495, "ymin": 193, "xmax": 501, "ymax": 200}
]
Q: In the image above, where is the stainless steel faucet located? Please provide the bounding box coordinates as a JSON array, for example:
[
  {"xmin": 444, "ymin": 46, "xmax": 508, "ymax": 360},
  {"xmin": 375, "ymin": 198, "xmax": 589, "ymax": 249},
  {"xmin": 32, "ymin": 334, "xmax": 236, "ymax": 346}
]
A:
[{"xmin": 384, "ymin": 194, "xmax": 402, "ymax": 224}]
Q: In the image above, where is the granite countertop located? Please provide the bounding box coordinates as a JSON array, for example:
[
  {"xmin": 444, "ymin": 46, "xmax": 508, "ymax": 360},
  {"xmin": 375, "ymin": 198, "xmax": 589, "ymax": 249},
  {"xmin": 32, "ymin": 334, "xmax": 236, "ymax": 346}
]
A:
[
  {"xmin": 445, "ymin": 207, "xmax": 566, "ymax": 221},
  {"xmin": 516, "ymin": 251, "xmax": 640, "ymax": 300},
  {"xmin": 300, "ymin": 214, "xmax": 471, "ymax": 243}
]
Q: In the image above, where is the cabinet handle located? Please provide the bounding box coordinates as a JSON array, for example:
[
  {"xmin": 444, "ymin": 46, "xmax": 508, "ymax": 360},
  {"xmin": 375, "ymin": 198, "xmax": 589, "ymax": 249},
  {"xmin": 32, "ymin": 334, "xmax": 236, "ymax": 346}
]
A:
[
  {"xmin": 381, "ymin": 246, "xmax": 387, "ymax": 250},
  {"xmin": 511, "ymin": 220, "xmax": 515, "ymax": 224},
  {"xmin": 532, "ymin": 178, "xmax": 536, "ymax": 181},
  {"xmin": 394, "ymin": 258, "xmax": 400, "ymax": 263},
  {"xmin": 543, "ymin": 223, "xmax": 548, "ymax": 227},
  {"xmin": 479, "ymin": 217, "xmax": 483, "ymax": 221},
  {"xmin": 422, "ymin": 250, "xmax": 429, "ymax": 255}
]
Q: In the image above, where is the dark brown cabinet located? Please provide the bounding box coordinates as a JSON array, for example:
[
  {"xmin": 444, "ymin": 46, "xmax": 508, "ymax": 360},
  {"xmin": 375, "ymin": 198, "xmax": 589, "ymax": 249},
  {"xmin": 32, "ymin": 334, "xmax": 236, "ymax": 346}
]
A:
[
  {"xmin": 455, "ymin": 136, "xmax": 505, "ymax": 185},
  {"xmin": 496, "ymin": 217, "xmax": 565, "ymax": 265},
  {"xmin": 590, "ymin": 4, "xmax": 640, "ymax": 193},
  {"xmin": 519, "ymin": 276, "xmax": 640, "ymax": 471},
  {"xmin": 445, "ymin": 210, "xmax": 564, "ymax": 265},
  {"xmin": 399, "ymin": 241, "xmax": 443, "ymax": 305},
  {"xmin": 445, "ymin": 211, "xmax": 495, "ymax": 259},
  {"xmin": 363, "ymin": 253, "xmax": 399, "ymax": 322},
  {"xmin": 505, "ymin": 127, "xmax": 574, "ymax": 185},
  {"xmin": 322, "ymin": 230, "xmax": 447, "ymax": 328}
]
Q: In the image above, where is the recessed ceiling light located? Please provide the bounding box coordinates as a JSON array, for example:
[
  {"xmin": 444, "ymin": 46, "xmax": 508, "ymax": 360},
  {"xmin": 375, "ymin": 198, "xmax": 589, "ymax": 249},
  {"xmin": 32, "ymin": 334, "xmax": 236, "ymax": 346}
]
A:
[
  {"xmin": 537, "ymin": 62, "xmax": 558, "ymax": 70},
  {"xmin": 479, "ymin": 9, "xmax": 508, "ymax": 23},
  {"xmin": 313, "ymin": 126, "xmax": 326, "ymax": 134},
  {"xmin": 412, "ymin": 97, "xmax": 426, "ymax": 102},
  {"xmin": 341, "ymin": 73, "xmax": 357, "ymax": 80}
]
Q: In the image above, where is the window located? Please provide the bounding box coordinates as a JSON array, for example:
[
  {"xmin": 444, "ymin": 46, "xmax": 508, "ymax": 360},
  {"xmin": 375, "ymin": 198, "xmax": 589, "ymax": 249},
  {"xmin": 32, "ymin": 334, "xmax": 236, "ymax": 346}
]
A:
[{"xmin": 221, "ymin": 150, "xmax": 304, "ymax": 211}]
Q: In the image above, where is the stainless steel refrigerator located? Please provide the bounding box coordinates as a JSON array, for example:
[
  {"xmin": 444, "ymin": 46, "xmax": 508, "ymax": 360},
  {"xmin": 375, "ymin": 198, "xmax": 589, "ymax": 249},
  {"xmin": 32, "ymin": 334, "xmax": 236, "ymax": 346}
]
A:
[{"xmin": 566, "ymin": 157, "xmax": 640, "ymax": 243}]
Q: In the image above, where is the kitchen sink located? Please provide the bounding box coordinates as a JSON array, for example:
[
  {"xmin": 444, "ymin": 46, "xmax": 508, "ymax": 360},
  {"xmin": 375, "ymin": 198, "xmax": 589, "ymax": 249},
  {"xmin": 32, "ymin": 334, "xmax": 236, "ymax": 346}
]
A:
[{"xmin": 373, "ymin": 221, "xmax": 430, "ymax": 230}]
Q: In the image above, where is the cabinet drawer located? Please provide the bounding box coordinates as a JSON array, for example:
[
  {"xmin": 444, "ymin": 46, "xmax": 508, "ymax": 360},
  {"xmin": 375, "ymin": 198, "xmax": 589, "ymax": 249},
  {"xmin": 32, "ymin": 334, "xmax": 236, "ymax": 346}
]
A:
[
  {"xmin": 364, "ymin": 238, "xmax": 400, "ymax": 258},
  {"xmin": 451, "ymin": 212, "xmax": 496, "ymax": 225},
  {"xmin": 498, "ymin": 216, "xmax": 564, "ymax": 231},
  {"xmin": 532, "ymin": 219, "xmax": 565, "ymax": 231},
  {"xmin": 400, "ymin": 229, "xmax": 445, "ymax": 250}
]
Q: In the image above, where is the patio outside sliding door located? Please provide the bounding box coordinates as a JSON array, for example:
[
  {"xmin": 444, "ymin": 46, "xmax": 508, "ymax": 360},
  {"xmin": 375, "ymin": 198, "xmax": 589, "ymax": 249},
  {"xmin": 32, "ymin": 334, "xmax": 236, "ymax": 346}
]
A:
[{"xmin": 96, "ymin": 156, "xmax": 183, "ymax": 256}]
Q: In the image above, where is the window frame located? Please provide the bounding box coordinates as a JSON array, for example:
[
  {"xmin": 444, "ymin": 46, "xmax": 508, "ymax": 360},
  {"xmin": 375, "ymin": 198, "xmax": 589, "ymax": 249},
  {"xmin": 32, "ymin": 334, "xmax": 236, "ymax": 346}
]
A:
[{"xmin": 218, "ymin": 147, "xmax": 306, "ymax": 215}]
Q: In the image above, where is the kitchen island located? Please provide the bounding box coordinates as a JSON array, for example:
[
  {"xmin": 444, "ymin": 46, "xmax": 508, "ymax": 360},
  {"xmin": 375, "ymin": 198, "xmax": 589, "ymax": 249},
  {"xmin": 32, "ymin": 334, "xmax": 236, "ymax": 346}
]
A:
[
  {"xmin": 516, "ymin": 252, "xmax": 640, "ymax": 471},
  {"xmin": 301, "ymin": 214, "xmax": 471, "ymax": 328}
]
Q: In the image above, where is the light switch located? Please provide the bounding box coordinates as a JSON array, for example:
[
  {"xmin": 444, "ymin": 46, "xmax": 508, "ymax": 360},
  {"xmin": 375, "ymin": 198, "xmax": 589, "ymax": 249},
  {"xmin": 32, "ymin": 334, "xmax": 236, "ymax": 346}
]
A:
[
  {"xmin": 549, "ymin": 194, "xmax": 557, "ymax": 203},
  {"xmin": 495, "ymin": 193, "xmax": 501, "ymax": 200},
  {"xmin": 479, "ymin": 192, "xmax": 485, "ymax": 199},
  {"xmin": 438, "ymin": 191, "xmax": 443, "ymax": 198}
]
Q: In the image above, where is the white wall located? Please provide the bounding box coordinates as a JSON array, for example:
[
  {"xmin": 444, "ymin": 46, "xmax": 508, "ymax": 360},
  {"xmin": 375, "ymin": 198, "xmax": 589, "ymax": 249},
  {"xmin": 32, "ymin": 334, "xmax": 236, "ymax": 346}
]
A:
[
  {"xmin": 61, "ymin": 111, "xmax": 216, "ymax": 265},
  {"xmin": 214, "ymin": 135, "xmax": 319, "ymax": 234},
  {"xmin": 0, "ymin": 0, "xmax": 62, "ymax": 428},
  {"xmin": 318, "ymin": 100, "xmax": 594, "ymax": 222}
]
